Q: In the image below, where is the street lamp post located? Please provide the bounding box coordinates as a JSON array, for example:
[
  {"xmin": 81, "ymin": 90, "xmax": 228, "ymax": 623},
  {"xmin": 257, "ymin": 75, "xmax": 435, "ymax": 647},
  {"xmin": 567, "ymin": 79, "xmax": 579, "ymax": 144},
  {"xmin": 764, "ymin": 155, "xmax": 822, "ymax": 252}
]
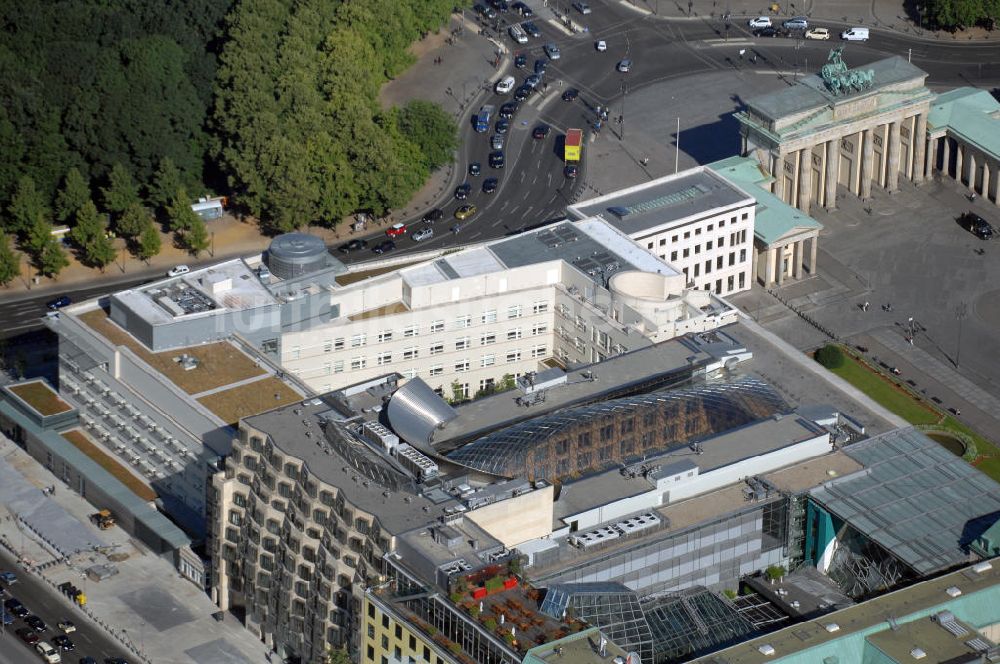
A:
[
  {"xmin": 955, "ymin": 302, "xmax": 968, "ymax": 367},
  {"xmin": 210, "ymin": 232, "xmax": 215, "ymax": 258}
]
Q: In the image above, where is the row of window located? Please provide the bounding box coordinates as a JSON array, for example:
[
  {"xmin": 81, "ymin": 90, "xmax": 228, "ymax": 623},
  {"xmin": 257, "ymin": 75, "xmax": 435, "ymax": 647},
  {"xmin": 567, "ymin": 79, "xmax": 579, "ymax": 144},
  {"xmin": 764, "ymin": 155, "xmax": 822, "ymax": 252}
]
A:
[
  {"xmin": 313, "ymin": 340, "xmax": 549, "ymax": 374},
  {"xmin": 682, "ymin": 273, "xmax": 746, "ymax": 295},
  {"xmin": 647, "ymin": 213, "xmax": 750, "ymax": 249},
  {"xmin": 291, "ymin": 302, "xmax": 551, "ymax": 358}
]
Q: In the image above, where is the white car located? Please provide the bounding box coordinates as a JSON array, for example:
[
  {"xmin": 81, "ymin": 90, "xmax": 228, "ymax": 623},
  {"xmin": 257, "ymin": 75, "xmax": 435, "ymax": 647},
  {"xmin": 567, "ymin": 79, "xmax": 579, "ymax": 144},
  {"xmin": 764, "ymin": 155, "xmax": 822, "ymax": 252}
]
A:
[
  {"xmin": 748, "ymin": 16, "xmax": 772, "ymax": 28},
  {"xmin": 617, "ymin": 59, "xmax": 632, "ymax": 73},
  {"xmin": 595, "ymin": 39, "xmax": 607, "ymax": 52},
  {"xmin": 36, "ymin": 642, "xmax": 62, "ymax": 664},
  {"xmin": 495, "ymin": 75, "xmax": 515, "ymax": 94},
  {"xmin": 804, "ymin": 27, "xmax": 830, "ymax": 40},
  {"xmin": 57, "ymin": 620, "xmax": 76, "ymax": 633},
  {"xmin": 573, "ymin": 1, "xmax": 591, "ymax": 14},
  {"xmin": 543, "ymin": 43, "xmax": 560, "ymax": 60},
  {"xmin": 167, "ymin": 264, "xmax": 190, "ymax": 277}
]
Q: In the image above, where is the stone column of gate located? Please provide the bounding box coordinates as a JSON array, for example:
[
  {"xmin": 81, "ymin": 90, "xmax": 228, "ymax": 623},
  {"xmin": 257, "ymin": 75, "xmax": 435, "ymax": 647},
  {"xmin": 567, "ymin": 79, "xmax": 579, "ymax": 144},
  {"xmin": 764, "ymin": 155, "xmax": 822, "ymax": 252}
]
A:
[
  {"xmin": 797, "ymin": 147, "xmax": 812, "ymax": 214},
  {"xmin": 751, "ymin": 244, "xmax": 759, "ymax": 284},
  {"xmin": 942, "ymin": 138, "xmax": 951, "ymax": 178},
  {"xmin": 809, "ymin": 236, "xmax": 818, "ymax": 275},
  {"xmin": 983, "ymin": 161, "xmax": 991, "ymax": 202},
  {"xmin": 824, "ymin": 139, "xmax": 839, "ymax": 209},
  {"xmin": 772, "ymin": 152, "xmax": 784, "ymax": 200},
  {"xmin": 860, "ymin": 128, "xmax": 875, "ymax": 200},
  {"xmin": 924, "ymin": 135, "xmax": 937, "ymax": 181},
  {"xmin": 967, "ymin": 152, "xmax": 978, "ymax": 193},
  {"xmin": 912, "ymin": 114, "xmax": 927, "ymax": 183},
  {"xmin": 776, "ymin": 247, "xmax": 785, "ymax": 286},
  {"xmin": 764, "ymin": 247, "xmax": 775, "ymax": 286},
  {"xmin": 793, "ymin": 241, "xmax": 804, "ymax": 279},
  {"xmin": 955, "ymin": 143, "xmax": 964, "ymax": 184},
  {"xmin": 886, "ymin": 120, "xmax": 901, "ymax": 192}
]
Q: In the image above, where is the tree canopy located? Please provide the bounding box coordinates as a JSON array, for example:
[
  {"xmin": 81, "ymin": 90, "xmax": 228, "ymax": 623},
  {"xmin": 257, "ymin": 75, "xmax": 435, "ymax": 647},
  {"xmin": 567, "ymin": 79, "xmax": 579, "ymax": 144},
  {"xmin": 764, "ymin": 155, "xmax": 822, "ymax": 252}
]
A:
[
  {"xmin": 213, "ymin": 0, "xmax": 459, "ymax": 232},
  {"xmin": 926, "ymin": 0, "xmax": 1000, "ymax": 28}
]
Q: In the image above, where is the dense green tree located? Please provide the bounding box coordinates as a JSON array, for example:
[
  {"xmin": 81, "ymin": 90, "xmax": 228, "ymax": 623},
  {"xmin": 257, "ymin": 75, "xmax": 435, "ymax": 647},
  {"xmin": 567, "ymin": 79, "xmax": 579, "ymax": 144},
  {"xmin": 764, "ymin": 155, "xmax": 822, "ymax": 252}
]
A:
[
  {"xmin": 167, "ymin": 189, "xmax": 199, "ymax": 233},
  {"xmin": 149, "ymin": 157, "xmax": 186, "ymax": 210},
  {"xmin": 55, "ymin": 168, "xmax": 91, "ymax": 224},
  {"xmin": 927, "ymin": 0, "xmax": 999, "ymax": 27},
  {"xmin": 69, "ymin": 200, "xmax": 116, "ymax": 269},
  {"xmin": 36, "ymin": 234, "xmax": 70, "ymax": 278},
  {"xmin": 117, "ymin": 203, "xmax": 150, "ymax": 239},
  {"xmin": 24, "ymin": 213, "xmax": 54, "ymax": 257},
  {"xmin": 396, "ymin": 100, "xmax": 458, "ymax": 171},
  {"xmin": 136, "ymin": 219, "xmax": 162, "ymax": 263},
  {"xmin": 814, "ymin": 344, "xmax": 846, "ymax": 369},
  {"xmin": 7, "ymin": 176, "xmax": 49, "ymax": 236},
  {"xmin": 101, "ymin": 163, "xmax": 141, "ymax": 216},
  {"xmin": 325, "ymin": 648, "xmax": 352, "ymax": 664},
  {"xmin": 0, "ymin": 233, "xmax": 19, "ymax": 286},
  {"xmin": 184, "ymin": 215, "xmax": 210, "ymax": 255}
]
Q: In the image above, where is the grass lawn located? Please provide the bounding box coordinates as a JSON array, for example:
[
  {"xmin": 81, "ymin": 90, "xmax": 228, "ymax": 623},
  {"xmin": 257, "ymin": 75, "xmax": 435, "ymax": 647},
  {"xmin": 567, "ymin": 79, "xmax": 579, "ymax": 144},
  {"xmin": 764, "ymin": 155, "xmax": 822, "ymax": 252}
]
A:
[
  {"xmin": 80, "ymin": 307, "xmax": 265, "ymax": 394},
  {"xmin": 8, "ymin": 380, "xmax": 72, "ymax": 416},
  {"xmin": 62, "ymin": 429, "xmax": 157, "ymax": 502},
  {"xmin": 828, "ymin": 354, "xmax": 939, "ymax": 425},
  {"xmin": 822, "ymin": 348, "xmax": 1000, "ymax": 483},
  {"xmin": 197, "ymin": 376, "xmax": 302, "ymax": 426}
]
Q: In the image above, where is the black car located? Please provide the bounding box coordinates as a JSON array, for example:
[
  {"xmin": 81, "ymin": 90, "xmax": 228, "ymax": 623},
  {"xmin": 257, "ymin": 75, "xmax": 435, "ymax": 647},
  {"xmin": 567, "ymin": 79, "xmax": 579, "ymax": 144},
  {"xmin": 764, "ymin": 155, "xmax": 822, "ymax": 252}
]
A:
[
  {"xmin": 525, "ymin": 73, "xmax": 541, "ymax": 89},
  {"xmin": 564, "ymin": 163, "xmax": 579, "ymax": 178},
  {"xmin": 512, "ymin": 1, "xmax": 533, "ymax": 16},
  {"xmin": 337, "ymin": 238, "xmax": 368, "ymax": 253},
  {"xmin": 454, "ymin": 183, "xmax": 472, "ymax": 200},
  {"xmin": 372, "ymin": 240, "xmax": 396, "ymax": 255},
  {"xmin": 79, "ymin": 658, "xmax": 98, "ymax": 664},
  {"xmin": 489, "ymin": 151, "xmax": 505, "ymax": 169},
  {"xmin": 468, "ymin": 162, "xmax": 481, "ymax": 177},
  {"xmin": 489, "ymin": 0, "xmax": 509, "ymax": 12},
  {"xmin": 959, "ymin": 211, "xmax": 994, "ymax": 240},
  {"xmin": 499, "ymin": 102, "xmax": 518, "ymax": 119},
  {"xmin": 26, "ymin": 615, "xmax": 47, "ymax": 632},
  {"xmin": 532, "ymin": 124, "xmax": 550, "ymax": 139},
  {"xmin": 495, "ymin": 118, "xmax": 509, "ymax": 134},
  {"xmin": 16, "ymin": 627, "xmax": 38, "ymax": 645},
  {"xmin": 534, "ymin": 59, "xmax": 547, "ymax": 75},
  {"xmin": 514, "ymin": 85, "xmax": 531, "ymax": 101},
  {"xmin": 422, "ymin": 208, "xmax": 444, "ymax": 224},
  {"xmin": 5, "ymin": 598, "xmax": 28, "ymax": 618},
  {"xmin": 482, "ymin": 177, "xmax": 499, "ymax": 194},
  {"xmin": 561, "ymin": 87, "xmax": 579, "ymax": 101},
  {"xmin": 105, "ymin": 659, "xmax": 129, "ymax": 664},
  {"xmin": 47, "ymin": 295, "xmax": 71, "ymax": 310},
  {"xmin": 514, "ymin": 53, "xmax": 527, "ymax": 69},
  {"xmin": 53, "ymin": 634, "xmax": 75, "ymax": 650},
  {"xmin": 522, "ymin": 21, "xmax": 541, "ymax": 37},
  {"xmin": 753, "ymin": 26, "xmax": 787, "ymax": 37}
]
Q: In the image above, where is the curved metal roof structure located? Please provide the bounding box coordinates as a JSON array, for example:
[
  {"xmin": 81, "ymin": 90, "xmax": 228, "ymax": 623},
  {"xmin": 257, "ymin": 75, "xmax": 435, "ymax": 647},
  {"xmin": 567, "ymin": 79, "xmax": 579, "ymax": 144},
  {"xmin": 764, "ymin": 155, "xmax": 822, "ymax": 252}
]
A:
[
  {"xmin": 386, "ymin": 378, "xmax": 458, "ymax": 452},
  {"xmin": 446, "ymin": 378, "xmax": 786, "ymax": 480}
]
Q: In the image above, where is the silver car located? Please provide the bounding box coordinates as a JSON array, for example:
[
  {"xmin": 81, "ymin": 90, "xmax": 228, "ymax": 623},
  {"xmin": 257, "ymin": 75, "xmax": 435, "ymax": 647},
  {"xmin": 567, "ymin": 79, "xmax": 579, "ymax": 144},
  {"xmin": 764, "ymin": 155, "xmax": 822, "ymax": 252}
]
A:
[
  {"xmin": 783, "ymin": 16, "xmax": 808, "ymax": 30},
  {"xmin": 412, "ymin": 228, "xmax": 434, "ymax": 242},
  {"xmin": 543, "ymin": 42, "xmax": 560, "ymax": 59},
  {"xmin": 491, "ymin": 134, "xmax": 504, "ymax": 150}
]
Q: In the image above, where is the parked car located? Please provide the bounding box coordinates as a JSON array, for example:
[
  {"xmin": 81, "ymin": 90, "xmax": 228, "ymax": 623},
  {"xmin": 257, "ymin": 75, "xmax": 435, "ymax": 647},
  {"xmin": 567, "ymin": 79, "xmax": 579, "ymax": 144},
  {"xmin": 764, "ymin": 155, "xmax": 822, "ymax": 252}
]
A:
[
  {"xmin": 534, "ymin": 58, "xmax": 547, "ymax": 74},
  {"xmin": 468, "ymin": 162, "xmax": 481, "ymax": 177},
  {"xmin": 454, "ymin": 183, "xmax": 472, "ymax": 200},
  {"xmin": 490, "ymin": 0, "xmax": 509, "ymax": 13},
  {"xmin": 617, "ymin": 59, "xmax": 632, "ymax": 72},
  {"xmin": 455, "ymin": 204, "xmax": 477, "ymax": 220},
  {"xmin": 495, "ymin": 75, "xmax": 516, "ymax": 94},
  {"xmin": 499, "ymin": 102, "xmax": 518, "ymax": 119},
  {"xmin": 522, "ymin": 21, "xmax": 541, "ymax": 37},
  {"xmin": 805, "ymin": 27, "xmax": 830, "ymax": 40},
  {"xmin": 959, "ymin": 211, "xmax": 995, "ymax": 239},
  {"xmin": 1, "ymin": 609, "xmax": 13, "ymax": 625},
  {"xmin": 595, "ymin": 39, "xmax": 607, "ymax": 52},
  {"xmin": 491, "ymin": 134, "xmax": 504, "ymax": 150},
  {"xmin": 482, "ymin": 177, "xmax": 499, "ymax": 194},
  {"xmin": 543, "ymin": 42, "xmax": 560, "ymax": 59},
  {"xmin": 57, "ymin": 621, "xmax": 76, "ymax": 634},
  {"xmin": 17, "ymin": 627, "xmax": 39, "ymax": 645},
  {"xmin": 371, "ymin": 240, "xmax": 396, "ymax": 255},
  {"xmin": 495, "ymin": 118, "xmax": 510, "ymax": 134},
  {"xmin": 514, "ymin": 85, "xmax": 532, "ymax": 101},
  {"xmin": 166, "ymin": 264, "xmax": 190, "ymax": 277},
  {"xmin": 53, "ymin": 635, "xmax": 75, "ymax": 651},
  {"xmin": 337, "ymin": 239, "xmax": 368, "ymax": 253},
  {"xmin": 512, "ymin": 1, "xmax": 533, "ymax": 16},
  {"xmin": 489, "ymin": 151, "xmax": 505, "ymax": 169},
  {"xmin": 0, "ymin": 571, "xmax": 17, "ymax": 584},
  {"xmin": 564, "ymin": 164, "xmax": 579, "ymax": 179},
  {"xmin": 562, "ymin": 87, "xmax": 579, "ymax": 101},
  {"xmin": 78, "ymin": 658, "xmax": 98, "ymax": 664},
  {"xmin": 573, "ymin": 1, "xmax": 591, "ymax": 14},
  {"xmin": 422, "ymin": 209, "xmax": 444, "ymax": 224},
  {"xmin": 5, "ymin": 598, "xmax": 28, "ymax": 617},
  {"xmin": 514, "ymin": 53, "xmax": 527, "ymax": 68},
  {"xmin": 36, "ymin": 641, "xmax": 62, "ymax": 664},
  {"xmin": 782, "ymin": 17, "xmax": 808, "ymax": 30},
  {"xmin": 524, "ymin": 73, "xmax": 541, "ymax": 89},
  {"xmin": 46, "ymin": 296, "xmax": 71, "ymax": 310},
  {"xmin": 748, "ymin": 16, "xmax": 772, "ymax": 28},
  {"xmin": 532, "ymin": 124, "xmax": 551, "ymax": 139},
  {"xmin": 412, "ymin": 227, "xmax": 434, "ymax": 242},
  {"xmin": 27, "ymin": 614, "xmax": 49, "ymax": 632},
  {"xmin": 385, "ymin": 223, "xmax": 407, "ymax": 238}
]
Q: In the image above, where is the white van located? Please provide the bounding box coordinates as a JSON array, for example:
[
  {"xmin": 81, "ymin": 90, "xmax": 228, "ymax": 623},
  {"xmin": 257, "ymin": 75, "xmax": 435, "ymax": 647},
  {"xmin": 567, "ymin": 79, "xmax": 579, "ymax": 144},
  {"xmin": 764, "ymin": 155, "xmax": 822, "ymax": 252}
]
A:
[
  {"xmin": 508, "ymin": 24, "xmax": 528, "ymax": 44},
  {"xmin": 495, "ymin": 76, "xmax": 516, "ymax": 95},
  {"xmin": 841, "ymin": 27, "xmax": 869, "ymax": 41}
]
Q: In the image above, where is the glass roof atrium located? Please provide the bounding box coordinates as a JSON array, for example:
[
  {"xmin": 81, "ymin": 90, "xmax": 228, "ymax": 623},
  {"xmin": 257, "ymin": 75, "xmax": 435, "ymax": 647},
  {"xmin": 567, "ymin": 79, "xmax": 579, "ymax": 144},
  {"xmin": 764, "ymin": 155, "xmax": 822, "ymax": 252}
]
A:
[
  {"xmin": 540, "ymin": 582, "xmax": 654, "ymax": 662},
  {"xmin": 446, "ymin": 377, "xmax": 787, "ymax": 480},
  {"xmin": 644, "ymin": 588, "xmax": 757, "ymax": 663}
]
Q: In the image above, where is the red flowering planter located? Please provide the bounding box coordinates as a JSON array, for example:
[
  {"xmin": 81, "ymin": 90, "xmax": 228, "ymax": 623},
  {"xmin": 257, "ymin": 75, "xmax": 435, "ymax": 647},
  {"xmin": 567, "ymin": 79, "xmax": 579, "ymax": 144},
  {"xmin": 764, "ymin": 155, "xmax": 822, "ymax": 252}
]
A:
[
  {"xmin": 503, "ymin": 577, "xmax": 518, "ymax": 590},
  {"xmin": 472, "ymin": 587, "xmax": 488, "ymax": 600}
]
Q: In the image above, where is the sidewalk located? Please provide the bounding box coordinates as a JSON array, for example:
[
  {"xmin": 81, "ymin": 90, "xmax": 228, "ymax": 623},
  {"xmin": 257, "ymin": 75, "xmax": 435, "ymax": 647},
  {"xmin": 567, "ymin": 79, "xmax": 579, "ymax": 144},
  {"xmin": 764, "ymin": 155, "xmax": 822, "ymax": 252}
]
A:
[
  {"xmin": 621, "ymin": 0, "xmax": 1000, "ymax": 42},
  {"xmin": 0, "ymin": 434, "xmax": 269, "ymax": 664}
]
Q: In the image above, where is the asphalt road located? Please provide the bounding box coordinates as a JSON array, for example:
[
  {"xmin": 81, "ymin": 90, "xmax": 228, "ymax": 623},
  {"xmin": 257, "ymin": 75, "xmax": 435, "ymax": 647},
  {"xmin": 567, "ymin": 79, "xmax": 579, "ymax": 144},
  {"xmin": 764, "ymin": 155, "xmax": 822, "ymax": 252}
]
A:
[
  {"xmin": 1, "ymin": 550, "xmax": 131, "ymax": 663},
  {"xmin": 3, "ymin": 0, "xmax": 999, "ymax": 337}
]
